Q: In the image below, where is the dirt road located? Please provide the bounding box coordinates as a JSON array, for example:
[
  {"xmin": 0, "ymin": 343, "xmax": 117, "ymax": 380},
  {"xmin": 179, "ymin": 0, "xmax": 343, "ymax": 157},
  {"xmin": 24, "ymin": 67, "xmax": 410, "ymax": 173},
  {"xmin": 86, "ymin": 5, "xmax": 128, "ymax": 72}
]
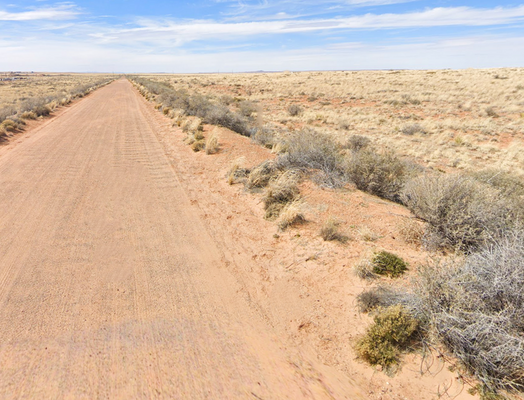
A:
[{"xmin": 0, "ymin": 79, "xmax": 364, "ymax": 399}]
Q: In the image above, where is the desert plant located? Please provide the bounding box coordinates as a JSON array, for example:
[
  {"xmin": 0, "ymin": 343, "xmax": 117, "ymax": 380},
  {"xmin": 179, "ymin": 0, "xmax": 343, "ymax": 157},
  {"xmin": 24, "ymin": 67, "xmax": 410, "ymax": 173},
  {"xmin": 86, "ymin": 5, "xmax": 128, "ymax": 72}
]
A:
[
  {"xmin": 287, "ymin": 104, "xmax": 302, "ymax": 116},
  {"xmin": 413, "ymin": 232, "xmax": 524, "ymax": 393},
  {"xmin": 320, "ymin": 217, "xmax": 348, "ymax": 243},
  {"xmin": 262, "ymin": 170, "xmax": 300, "ymax": 220},
  {"xmin": 343, "ymin": 135, "xmax": 371, "ymax": 152},
  {"xmin": 485, "ymin": 106, "xmax": 499, "ymax": 118},
  {"xmin": 238, "ymin": 100, "xmax": 257, "ymax": 117},
  {"xmin": 401, "ymin": 123, "xmax": 426, "ymax": 135},
  {"xmin": 277, "ymin": 129, "xmax": 343, "ymax": 187},
  {"xmin": 371, "ymin": 251, "xmax": 408, "ymax": 278},
  {"xmin": 205, "ymin": 130, "xmax": 220, "ymax": 154},
  {"xmin": 355, "ymin": 305, "xmax": 419, "ymax": 367},
  {"xmin": 277, "ymin": 199, "xmax": 306, "ymax": 230},
  {"xmin": 357, "ymin": 286, "xmax": 409, "ymax": 313},
  {"xmin": 345, "ymin": 149, "xmax": 406, "ymax": 202},
  {"xmin": 401, "ymin": 174, "xmax": 516, "ymax": 251},
  {"xmin": 191, "ymin": 140, "xmax": 205, "ymax": 152},
  {"xmin": 245, "ymin": 160, "xmax": 278, "ymax": 189}
]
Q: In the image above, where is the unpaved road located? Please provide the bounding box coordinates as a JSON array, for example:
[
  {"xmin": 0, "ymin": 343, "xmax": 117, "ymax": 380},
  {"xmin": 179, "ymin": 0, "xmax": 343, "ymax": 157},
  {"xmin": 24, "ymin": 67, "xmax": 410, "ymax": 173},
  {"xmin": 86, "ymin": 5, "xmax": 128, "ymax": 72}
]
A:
[{"xmin": 0, "ymin": 80, "xmax": 362, "ymax": 399}]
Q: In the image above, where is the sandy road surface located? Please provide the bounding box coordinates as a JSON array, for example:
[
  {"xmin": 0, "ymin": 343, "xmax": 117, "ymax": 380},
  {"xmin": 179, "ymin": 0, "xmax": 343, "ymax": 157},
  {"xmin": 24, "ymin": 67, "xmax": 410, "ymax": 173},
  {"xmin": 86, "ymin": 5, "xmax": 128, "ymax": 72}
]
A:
[{"xmin": 0, "ymin": 79, "xmax": 363, "ymax": 399}]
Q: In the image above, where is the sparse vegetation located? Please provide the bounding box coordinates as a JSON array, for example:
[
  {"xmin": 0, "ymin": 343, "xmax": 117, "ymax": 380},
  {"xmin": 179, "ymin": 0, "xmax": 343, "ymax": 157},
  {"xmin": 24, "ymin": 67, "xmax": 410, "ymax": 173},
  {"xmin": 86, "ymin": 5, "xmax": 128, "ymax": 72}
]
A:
[{"xmin": 262, "ymin": 170, "xmax": 300, "ymax": 220}]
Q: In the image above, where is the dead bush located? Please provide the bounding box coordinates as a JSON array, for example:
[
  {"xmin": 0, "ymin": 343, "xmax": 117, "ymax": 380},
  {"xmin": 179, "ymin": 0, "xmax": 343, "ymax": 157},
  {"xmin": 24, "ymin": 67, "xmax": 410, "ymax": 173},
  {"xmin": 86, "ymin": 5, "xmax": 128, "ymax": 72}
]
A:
[
  {"xmin": 191, "ymin": 140, "xmax": 205, "ymax": 152},
  {"xmin": 357, "ymin": 286, "xmax": 409, "ymax": 313},
  {"xmin": 345, "ymin": 149, "xmax": 406, "ymax": 202},
  {"xmin": 238, "ymin": 100, "xmax": 257, "ymax": 117},
  {"xmin": 413, "ymin": 232, "xmax": 524, "ymax": 393},
  {"xmin": 401, "ymin": 174, "xmax": 516, "ymax": 251},
  {"xmin": 355, "ymin": 305, "xmax": 419, "ymax": 367}
]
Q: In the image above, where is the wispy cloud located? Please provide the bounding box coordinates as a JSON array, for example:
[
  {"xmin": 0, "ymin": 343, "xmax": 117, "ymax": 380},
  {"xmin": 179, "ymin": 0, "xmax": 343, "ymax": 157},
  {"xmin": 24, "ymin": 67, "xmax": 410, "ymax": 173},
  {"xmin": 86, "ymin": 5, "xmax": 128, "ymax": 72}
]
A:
[
  {"xmin": 88, "ymin": 6, "xmax": 524, "ymax": 45},
  {"xmin": 0, "ymin": 4, "xmax": 79, "ymax": 21}
]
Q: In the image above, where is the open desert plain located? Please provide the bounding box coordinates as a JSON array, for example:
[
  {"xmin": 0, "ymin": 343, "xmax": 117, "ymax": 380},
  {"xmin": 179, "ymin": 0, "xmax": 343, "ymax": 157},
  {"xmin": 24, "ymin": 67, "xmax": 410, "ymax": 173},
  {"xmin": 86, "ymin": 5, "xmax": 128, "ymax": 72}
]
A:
[{"xmin": 0, "ymin": 67, "xmax": 522, "ymax": 400}]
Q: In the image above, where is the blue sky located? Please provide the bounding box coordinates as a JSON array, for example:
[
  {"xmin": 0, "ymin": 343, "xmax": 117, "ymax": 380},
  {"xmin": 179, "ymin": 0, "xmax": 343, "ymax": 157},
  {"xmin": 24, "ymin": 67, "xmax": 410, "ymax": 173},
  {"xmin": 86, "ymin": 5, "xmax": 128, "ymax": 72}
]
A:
[{"xmin": 1, "ymin": 1, "xmax": 523, "ymax": 72}]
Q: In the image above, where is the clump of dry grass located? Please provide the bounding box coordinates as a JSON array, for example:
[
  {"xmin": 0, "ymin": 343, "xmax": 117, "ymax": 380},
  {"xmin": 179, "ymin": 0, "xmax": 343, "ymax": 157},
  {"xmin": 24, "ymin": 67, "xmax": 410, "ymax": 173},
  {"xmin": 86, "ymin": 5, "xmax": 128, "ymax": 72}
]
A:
[
  {"xmin": 277, "ymin": 199, "xmax": 306, "ymax": 230},
  {"xmin": 205, "ymin": 129, "xmax": 220, "ymax": 154},
  {"xmin": 320, "ymin": 217, "xmax": 349, "ymax": 243},
  {"xmin": 397, "ymin": 218, "xmax": 425, "ymax": 245},
  {"xmin": 245, "ymin": 160, "xmax": 278, "ymax": 189},
  {"xmin": 191, "ymin": 140, "xmax": 205, "ymax": 152},
  {"xmin": 262, "ymin": 170, "xmax": 300, "ymax": 220},
  {"xmin": 227, "ymin": 157, "xmax": 249, "ymax": 185},
  {"xmin": 354, "ymin": 259, "xmax": 378, "ymax": 280}
]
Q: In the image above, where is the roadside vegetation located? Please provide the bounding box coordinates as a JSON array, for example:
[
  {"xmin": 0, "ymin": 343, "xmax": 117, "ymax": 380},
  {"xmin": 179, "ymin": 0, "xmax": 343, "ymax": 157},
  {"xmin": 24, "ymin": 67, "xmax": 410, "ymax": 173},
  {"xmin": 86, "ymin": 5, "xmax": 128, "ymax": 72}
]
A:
[{"xmin": 131, "ymin": 72, "xmax": 524, "ymax": 398}]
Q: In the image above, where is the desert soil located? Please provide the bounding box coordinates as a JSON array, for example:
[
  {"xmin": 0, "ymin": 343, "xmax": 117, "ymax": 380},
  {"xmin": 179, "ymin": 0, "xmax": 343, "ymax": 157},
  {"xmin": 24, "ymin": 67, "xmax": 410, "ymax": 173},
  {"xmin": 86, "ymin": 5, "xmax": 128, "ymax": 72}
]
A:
[
  {"xmin": 0, "ymin": 79, "xmax": 364, "ymax": 399},
  {"xmin": 0, "ymin": 79, "xmax": 475, "ymax": 399}
]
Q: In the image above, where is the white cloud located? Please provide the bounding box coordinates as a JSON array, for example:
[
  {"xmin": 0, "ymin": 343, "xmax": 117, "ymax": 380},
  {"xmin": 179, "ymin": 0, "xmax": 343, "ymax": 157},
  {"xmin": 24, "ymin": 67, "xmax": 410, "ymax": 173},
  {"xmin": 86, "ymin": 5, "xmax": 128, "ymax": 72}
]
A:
[
  {"xmin": 85, "ymin": 6, "xmax": 524, "ymax": 45},
  {"xmin": 0, "ymin": 5, "xmax": 79, "ymax": 21},
  {"xmin": 1, "ymin": 33, "xmax": 523, "ymax": 72}
]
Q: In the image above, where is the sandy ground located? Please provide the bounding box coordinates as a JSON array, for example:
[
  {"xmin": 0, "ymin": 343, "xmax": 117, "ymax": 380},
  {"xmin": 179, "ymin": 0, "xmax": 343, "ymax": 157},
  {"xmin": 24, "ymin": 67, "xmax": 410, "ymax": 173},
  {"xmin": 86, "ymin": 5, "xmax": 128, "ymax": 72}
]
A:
[
  {"xmin": 0, "ymin": 79, "xmax": 365, "ymax": 399},
  {"xmin": 0, "ymin": 79, "xmax": 477, "ymax": 399}
]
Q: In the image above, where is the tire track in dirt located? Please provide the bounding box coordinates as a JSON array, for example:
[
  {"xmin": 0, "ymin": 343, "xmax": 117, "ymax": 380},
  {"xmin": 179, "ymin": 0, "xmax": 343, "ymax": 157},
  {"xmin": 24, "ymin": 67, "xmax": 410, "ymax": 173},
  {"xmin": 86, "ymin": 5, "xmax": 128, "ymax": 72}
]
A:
[{"xmin": 0, "ymin": 79, "xmax": 364, "ymax": 399}]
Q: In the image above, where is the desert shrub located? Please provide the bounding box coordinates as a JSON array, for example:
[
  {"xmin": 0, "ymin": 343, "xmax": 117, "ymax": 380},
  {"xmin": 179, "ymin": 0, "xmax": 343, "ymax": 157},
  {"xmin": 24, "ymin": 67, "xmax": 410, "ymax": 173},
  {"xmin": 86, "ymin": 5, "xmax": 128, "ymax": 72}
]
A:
[
  {"xmin": 345, "ymin": 149, "xmax": 406, "ymax": 202},
  {"xmin": 0, "ymin": 105, "xmax": 16, "ymax": 123},
  {"xmin": 343, "ymin": 135, "xmax": 371, "ymax": 152},
  {"xmin": 401, "ymin": 174, "xmax": 515, "ymax": 251},
  {"xmin": 277, "ymin": 129, "xmax": 343, "ymax": 187},
  {"xmin": 204, "ymin": 105, "xmax": 251, "ymax": 136},
  {"xmin": 277, "ymin": 199, "xmax": 306, "ymax": 230},
  {"xmin": 401, "ymin": 123, "xmax": 425, "ymax": 135},
  {"xmin": 397, "ymin": 218, "xmax": 425, "ymax": 245},
  {"xmin": 414, "ymin": 232, "xmax": 524, "ymax": 393},
  {"xmin": 238, "ymin": 100, "xmax": 257, "ymax": 117},
  {"xmin": 287, "ymin": 104, "xmax": 302, "ymax": 116},
  {"xmin": 251, "ymin": 126, "xmax": 277, "ymax": 149},
  {"xmin": 320, "ymin": 217, "xmax": 349, "ymax": 243},
  {"xmin": 372, "ymin": 251, "xmax": 408, "ymax": 278},
  {"xmin": 355, "ymin": 305, "xmax": 419, "ymax": 367},
  {"xmin": 246, "ymin": 160, "xmax": 278, "ymax": 189},
  {"xmin": 262, "ymin": 170, "xmax": 300, "ymax": 220}
]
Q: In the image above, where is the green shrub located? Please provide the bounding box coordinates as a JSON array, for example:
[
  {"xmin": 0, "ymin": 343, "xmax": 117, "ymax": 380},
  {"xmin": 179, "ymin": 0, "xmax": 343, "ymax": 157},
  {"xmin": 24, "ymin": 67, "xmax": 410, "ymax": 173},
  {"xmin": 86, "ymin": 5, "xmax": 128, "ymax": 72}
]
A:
[
  {"xmin": 355, "ymin": 305, "xmax": 419, "ymax": 367},
  {"xmin": 372, "ymin": 251, "xmax": 408, "ymax": 278},
  {"xmin": 344, "ymin": 149, "xmax": 406, "ymax": 202}
]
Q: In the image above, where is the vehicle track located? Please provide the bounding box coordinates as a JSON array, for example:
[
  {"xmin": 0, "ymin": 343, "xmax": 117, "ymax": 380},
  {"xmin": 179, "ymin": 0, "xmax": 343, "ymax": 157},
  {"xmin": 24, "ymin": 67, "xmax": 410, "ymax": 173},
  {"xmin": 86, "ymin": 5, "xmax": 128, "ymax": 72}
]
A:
[{"xmin": 0, "ymin": 79, "xmax": 362, "ymax": 399}]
